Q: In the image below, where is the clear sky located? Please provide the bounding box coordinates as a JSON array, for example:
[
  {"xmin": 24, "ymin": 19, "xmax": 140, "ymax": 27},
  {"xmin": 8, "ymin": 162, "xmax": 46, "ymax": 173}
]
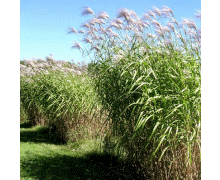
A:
[{"xmin": 20, "ymin": 0, "xmax": 201, "ymax": 64}]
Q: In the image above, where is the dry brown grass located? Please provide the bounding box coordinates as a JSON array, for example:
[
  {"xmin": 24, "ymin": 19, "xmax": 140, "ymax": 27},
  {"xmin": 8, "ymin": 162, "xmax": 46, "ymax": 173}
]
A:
[{"xmin": 130, "ymin": 139, "xmax": 201, "ymax": 179}]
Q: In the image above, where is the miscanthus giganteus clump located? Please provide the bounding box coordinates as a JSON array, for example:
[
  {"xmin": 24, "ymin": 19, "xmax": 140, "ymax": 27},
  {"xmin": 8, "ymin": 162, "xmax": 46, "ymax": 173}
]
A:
[
  {"xmin": 68, "ymin": 6, "xmax": 201, "ymax": 179},
  {"xmin": 20, "ymin": 56, "xmax": 103, "ymax": 143}
]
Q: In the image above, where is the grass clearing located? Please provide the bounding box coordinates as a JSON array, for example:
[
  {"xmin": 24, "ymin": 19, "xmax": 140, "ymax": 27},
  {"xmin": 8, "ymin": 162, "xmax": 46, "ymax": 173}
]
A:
[{"xmin": 20, "ymin": 121, "xmax": 147, "ymax": 180}]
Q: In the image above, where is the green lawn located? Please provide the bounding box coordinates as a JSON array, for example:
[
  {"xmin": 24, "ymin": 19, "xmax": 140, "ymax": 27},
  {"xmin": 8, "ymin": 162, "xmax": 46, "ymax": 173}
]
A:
[{"xmin": 20, "ymin": 121, "xmax": 146, "ymax": 180}]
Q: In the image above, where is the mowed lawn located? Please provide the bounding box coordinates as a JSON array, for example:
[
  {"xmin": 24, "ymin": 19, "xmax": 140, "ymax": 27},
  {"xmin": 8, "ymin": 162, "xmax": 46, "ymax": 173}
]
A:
[{"xmin": 20, "ymin": 121, "xmax": 143, "ymax": 180}]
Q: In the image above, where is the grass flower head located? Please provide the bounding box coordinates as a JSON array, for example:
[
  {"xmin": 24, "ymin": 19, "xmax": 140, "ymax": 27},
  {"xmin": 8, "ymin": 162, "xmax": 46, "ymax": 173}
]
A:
[
  {"xmin": 67, "ymin": 27, "xmax": 78, "ymax": 34},
  {"xmin": 82, "ymin": 6, "xmax": 94, "ymax": 16},
  {"xmin": 71, "ymin": 41, "xmax": 81, "ymax": 50},
  {"xmin": 97, "ymin": 11, "xmax": 109, "ymax": 20}
]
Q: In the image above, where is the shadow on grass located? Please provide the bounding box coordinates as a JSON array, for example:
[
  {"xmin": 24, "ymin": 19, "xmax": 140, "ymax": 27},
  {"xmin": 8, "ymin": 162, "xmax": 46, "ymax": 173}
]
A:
[
  {"xmin": 20, "ymin": 122, "xmax": 150, "ymax": 179},
  {"xmin": 20, "ymin": 124, "xmax": 64, "ymax": 145},
  {"xmin": 20, "ymin": 120, "xmax": 33, "ymax": 128},
  {"xmin": 21, "ymin": 151, "xmax": 149, "ymax": 180}
]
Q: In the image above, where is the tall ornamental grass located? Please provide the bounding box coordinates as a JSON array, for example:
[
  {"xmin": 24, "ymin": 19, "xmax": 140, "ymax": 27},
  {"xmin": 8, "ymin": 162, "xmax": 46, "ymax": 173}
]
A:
[
  {"xmin": 20, "ymin": 57, "xmax": 105, "ymax": 143},
  {"xmin": 69, "ymin": 6, "xmax": 201, "ymax": 179}
]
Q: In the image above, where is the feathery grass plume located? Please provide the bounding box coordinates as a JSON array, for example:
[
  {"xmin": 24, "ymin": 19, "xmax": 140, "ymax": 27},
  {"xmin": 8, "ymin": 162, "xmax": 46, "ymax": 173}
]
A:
[
  {"xmin": 187, "ymin": 29, "xmax": 197, "ymax": 37},
  {"xmin": 91, "ymin": 26, "xmax": 98, "ymax": 32},
  {"xmin": 114, "ymin": 18, "xmax": 124, "ymax": 25},
  {"xmin": 140, "ymin": 19, "xmax": 150, "ymax": 28},
  {"xmin": 67, "ymin": 27, "xmax": 78, "ymax": 34},
  {"xmin": 99, "ymin": 26, "xmax": 107, "ymax": 34},
  {"xmin": 130, "ymin": 26, "xmax": 139, "ymax": 34},
  {"xmin": 89, "ymin": 18, "xmax": 102, "ymax": 25},
  {"xmin": 83, "ymin": 37, "xmax": 93, "ymax": 44},
  {"xmin": 137, "ymin": 26, "xmax": 144, "ymax": 33},
  {"xmin": 142, "ymin": 13, "xmax": 152, "ymax": 21},
  {"xmin": 91, "ymin": 35, "xmax": 99, "ymax": 40},
  {"xmin": 71, "ymin": 41, "xmax": 81, "ymax": 50},
  {"xmin": 170, "ymin": 17, "xmax": 178, "ymax": 25},
  {"xmin": 109, "ymin": 21, "xmax": 121, "ymax": 29},
  {"xmin": 86, "ymin": 30, "xmax": 95, "ymax": 37},
  {"xmin": 150, "ymin": 19, "xmax": 161, "ymax": 28},
  {"xmin": 152, "ymin": 6, "xmax": 162, "ymax": 16},
  {"xmin": 155, "ymin": 28, "xmax": 164, "ymax": 37},
  {"xmin": 123, "ymin": 24, "xmax": 131, "ymax": 31},
  {"xmin": 109, "ymin": 31, "xmax": 119, "ymax": 38},
  {"xmin": 78, "ymin": 29, "xmax": 85, "ymax": 34},
  {"xmin": 117, "ymin": 8, "xmax": 130, "ymax": 19},
  {"xmin": 91, "ymin": 45, "xmax": 101, "ymax": 51},
  {"xmin": 82, "ymin": 6, "xmax": 94, "ymax": 16},
  {"xmin": 146, "ymin": 10, "xmax": 156, "ymax": 18},
  {"xmin": 164, "ymin": 39, "xmax": 173, "ymax": 46},
  {"xmin": 81, "ymin": 22, "xmax": 90, "ymax": 29},
  {"xmin": 106, "ymin": 28, "xmax": 114, "ymax": 34},
  {"xmin": 161, "ymin": 5, "xmax": 174, "ymax": 17},
  {"xmin": 160, "ymin": 25, "xmax": 171, "ymax": 33},
  {"xmin": 130, "ymin": 9, "xmax": 139, "ymax": 19},
  {"xmin": 131, "ymin": 16, "xmax": 141, "ymax": 26},
  {"xmin": 130, "ymin": 16, "xmax": 139, "ymax": 26},
  {"xmin": 97, "ymin": 11, "xmax": 109, "ymax": 20},
  {"xmin": 117, "ymin": 8, "xmax": 131, "ymax": 20},
  {"xmin": 98, "ymin": 18, "xmax": 106, "ymax": 24},
  {"xmin": 166, "ymin": 22, "xmax": 175, "ymax": 32},
  {"xmin": 82, "ymin": 23, "xmax": 97, "ymax": 33},
  {"xmin": 181, "ymin": 18, "xmax": 197, "ymax": 30}
]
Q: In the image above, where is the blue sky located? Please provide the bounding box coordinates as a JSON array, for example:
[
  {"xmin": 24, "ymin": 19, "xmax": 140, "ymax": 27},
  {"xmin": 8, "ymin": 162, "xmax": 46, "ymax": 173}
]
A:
[{"xmin": 20, "ymin": 0, "xmax": 201, "ymax": 64}]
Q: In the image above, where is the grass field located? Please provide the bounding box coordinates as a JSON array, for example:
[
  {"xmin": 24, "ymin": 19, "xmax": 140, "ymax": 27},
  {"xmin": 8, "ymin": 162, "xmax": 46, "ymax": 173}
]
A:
[{"xmin": 20, "ymin": 6, "xmax": 201, "ymax": 179}]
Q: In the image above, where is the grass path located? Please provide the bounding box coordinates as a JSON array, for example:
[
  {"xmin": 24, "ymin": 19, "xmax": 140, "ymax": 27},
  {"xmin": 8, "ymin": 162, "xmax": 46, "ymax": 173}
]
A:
[{"xmin": 20, "ymin": 121, "xmax": 146, "ymax": 180}]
